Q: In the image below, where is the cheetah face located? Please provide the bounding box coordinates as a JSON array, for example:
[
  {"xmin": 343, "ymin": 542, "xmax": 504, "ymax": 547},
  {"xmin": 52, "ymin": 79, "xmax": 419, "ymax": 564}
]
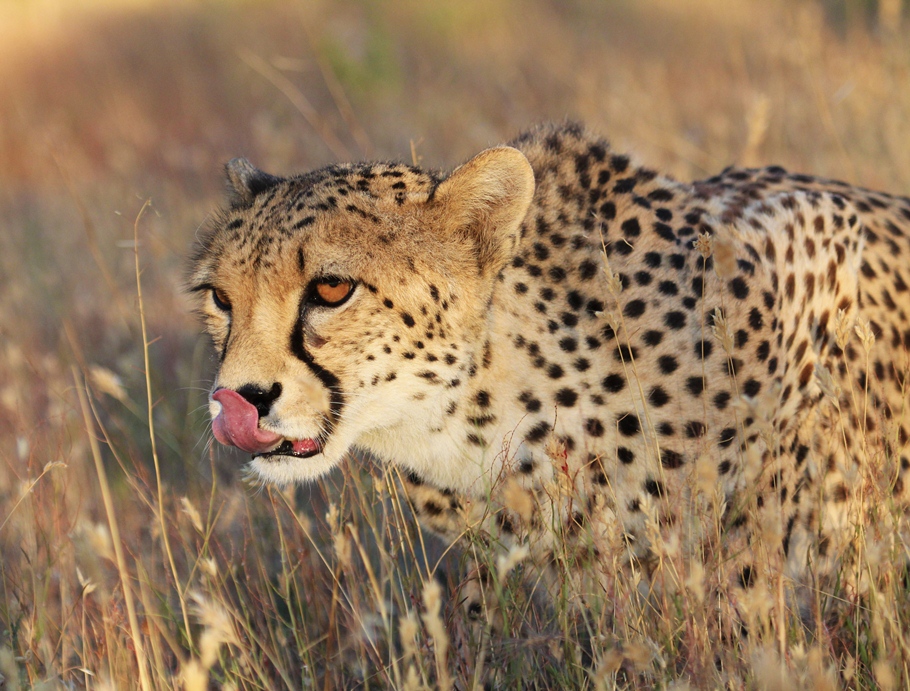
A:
[{"xmin": 190, "ymin": 149, "xmax": 534, "ymax": 484}]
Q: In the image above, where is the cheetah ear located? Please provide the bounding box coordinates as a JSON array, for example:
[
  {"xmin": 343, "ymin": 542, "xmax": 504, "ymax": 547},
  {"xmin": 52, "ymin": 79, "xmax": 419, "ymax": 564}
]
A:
[
  {"xmin": 225, "ymin": 158, "xmax": 281, "ymax": 207},
  {"xmin": 432, "ymin": 146, "xmax": 535, "ymax": 275}
]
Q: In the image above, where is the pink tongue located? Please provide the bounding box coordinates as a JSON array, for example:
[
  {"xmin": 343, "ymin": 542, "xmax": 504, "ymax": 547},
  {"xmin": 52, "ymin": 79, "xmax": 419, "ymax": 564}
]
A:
[
  {"xmin": 212, "ymin": 388, "xmax": 283, "ymax": 454},
  {"xmin": 291, "ymin": 439, "xmax": 320, "ymax": 455}
]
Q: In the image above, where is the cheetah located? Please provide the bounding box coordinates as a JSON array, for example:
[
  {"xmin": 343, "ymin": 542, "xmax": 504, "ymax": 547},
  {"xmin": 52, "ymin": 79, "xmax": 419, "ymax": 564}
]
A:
[{"xmin": 190, "ymin": 122, "xmax": 910, "ymax": 633}]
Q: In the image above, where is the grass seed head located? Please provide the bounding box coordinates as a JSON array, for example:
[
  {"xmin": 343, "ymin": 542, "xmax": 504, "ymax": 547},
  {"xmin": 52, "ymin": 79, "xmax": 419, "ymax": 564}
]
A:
[
  {"xmin": 181, "ymin": 659, "xmax": 208, "ymax": 691},
  {"xmin": 854, "ymin": 316, "xmax": 876, "ymax": 353},
  {"xmin": 501, "ymin": 477, "xmax": 534, "ymax": 522},
  {"xmin": 189, "ymin": 590, "xmax": 239, "ymax": 669},
  {"xmin": 694, "ymin": 231, "xmax": 714, "ymax": 260},
  {"xmin": 179, "ymin": 496, "xmax": 204, "ymax": 533},
  {"xmin": 88, "ymin": 364, "xmax": 128, "ymax": 402},
  {"xmin": 711, "ymin": 307, "xmax": 734, "ymax": 355},
  {"xmin": 834, "ymin": 308, "xmax": 853, "ymax": 350}
]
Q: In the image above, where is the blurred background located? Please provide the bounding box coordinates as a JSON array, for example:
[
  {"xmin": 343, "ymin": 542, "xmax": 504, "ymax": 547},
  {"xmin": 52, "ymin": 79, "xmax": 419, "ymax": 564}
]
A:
[{"xmin": 1, "ymin": 0, "xmax": 908, "ymax": 686}]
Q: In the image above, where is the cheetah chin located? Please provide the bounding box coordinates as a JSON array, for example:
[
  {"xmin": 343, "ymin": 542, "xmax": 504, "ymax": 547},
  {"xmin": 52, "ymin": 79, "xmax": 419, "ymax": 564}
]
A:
[{"xmin": 191, "ymin": 121, "xmax": 910, "ymax": 621}]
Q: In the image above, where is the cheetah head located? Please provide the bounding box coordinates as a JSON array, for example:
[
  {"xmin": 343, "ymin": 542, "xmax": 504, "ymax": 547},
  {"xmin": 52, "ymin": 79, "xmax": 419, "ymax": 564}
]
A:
[{"xmin": 190, "ymin": 147, "xmax": 534, "ymax": 484}]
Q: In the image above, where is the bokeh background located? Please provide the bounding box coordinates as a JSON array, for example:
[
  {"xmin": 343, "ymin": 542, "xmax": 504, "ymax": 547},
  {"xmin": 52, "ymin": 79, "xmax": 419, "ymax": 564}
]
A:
[{"xmin": 1, "ymin": 0, "xmax": 909, "ymax": 687}]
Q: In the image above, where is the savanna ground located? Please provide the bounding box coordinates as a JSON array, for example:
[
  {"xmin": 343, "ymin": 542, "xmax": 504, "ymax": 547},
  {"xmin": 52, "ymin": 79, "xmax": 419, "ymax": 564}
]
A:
[{"xmin": 1, "ymin": 0, "xmax": 909, "ymax": 688}]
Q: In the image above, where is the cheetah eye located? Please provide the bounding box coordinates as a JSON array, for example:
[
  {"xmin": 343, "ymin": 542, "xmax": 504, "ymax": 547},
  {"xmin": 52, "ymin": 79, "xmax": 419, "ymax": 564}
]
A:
[
  {"xmin": 211, "ymin": 287, "xmax": 232, "ymax": 311},
  {"xmin": 311, "ymin": 278, "xmax": 355, "ymax": 307}
]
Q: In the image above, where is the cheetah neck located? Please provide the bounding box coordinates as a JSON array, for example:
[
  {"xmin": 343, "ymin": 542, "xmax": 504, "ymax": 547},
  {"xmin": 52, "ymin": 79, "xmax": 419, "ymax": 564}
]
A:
[{"xmin": 358, "ymin": 306, "xmax": 536, "ymax": 496}]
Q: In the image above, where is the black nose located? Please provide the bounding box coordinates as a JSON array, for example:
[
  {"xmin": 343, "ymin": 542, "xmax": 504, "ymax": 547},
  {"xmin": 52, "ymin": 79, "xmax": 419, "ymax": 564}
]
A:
[{"xmin": 235, "ymin": 382, "xmax": 283, "ymax": 418}]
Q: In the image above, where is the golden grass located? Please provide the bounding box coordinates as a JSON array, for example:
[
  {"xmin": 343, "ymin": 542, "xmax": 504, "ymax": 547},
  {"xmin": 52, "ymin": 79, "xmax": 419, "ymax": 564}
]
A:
[{"xmin": 1, "ymin": 0, "xmax": 910, "ymax": 688}]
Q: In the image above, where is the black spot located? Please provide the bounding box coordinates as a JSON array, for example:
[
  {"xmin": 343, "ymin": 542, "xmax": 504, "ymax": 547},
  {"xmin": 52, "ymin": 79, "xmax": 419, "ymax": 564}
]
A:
[
  {"xmin": 467, "ymin": 433, "xmax": 486, "ymax": 447},
  {"xmin": 533, "ymin": 242, "xmax": 550, "ymax": 261},
  {"xmin": 614, "ymin": 344, "xmax": 638, "ymax": 362},
  {"xmin": 730, "ymin": 277, "xmax": 750, "ymax": 300},
  {"xmin": 749, "ymin": 307, "xmax": 763, "ymax": 331},
  {"xmin": 526, "ymin": 421, "xmax": 551, "ymax": 443},
  {"xmin": 743, "ymin": 379, "xmax": 761, "ymax": 397},
  {"xmin": 585, "ymin": 418, "xmax": 605, "ymax": 437},
  {"xmin": 658, "ymin": 355, "xmax": 678, "ymax": 374},
  {"xmin": 658, "ymin": 281, "xmax": 679, "ymax": 296},
  {"xmin": 654, "ymin": 223, "xmax": 676, "ymax": 242},
  {"xmin": 714, "ymin": 391, "xmax": 731, "ymax": 410},
  {"xmin": 644, "ymin": 252, "xmax": 662, "ymax": 268},
  {"xmin": 423, "ymin": 500, "xmax": 444, "ymax": 517},
  {"xmin": 617, "ymin": 447, "xmax": 635, "ymax": 464},
  {"xmin": 614, "ymin": 178, "xmax": 637, "ymax": 194},
  {"xmin": 719, "ymin": 427, "xmax": 736, "ymax": 448},
  {"xmin": 645, "ymin": 479, "xmax": 665, "ymax": 497},
  {"xmin": 519, "ymin": 391, "xmax": 542, "ymax": 413},
  {"xmin": 624, "ymin": 299, "xmax": 646, "ymax": 319},
  {"xmin": 665, "ymin": 311, "xmax": 686, "ymax": 330},
  {"xmin": 685, "ymin": 421, "xmax": 705, "ymax": 438},
  {"xmin": 475, "ymin": 390, "xmax": 491, "ymax": 407},
  {"xmin": 561, "ymin": 312, "xmax": 579, "ymax": 327},
  {"xmin": 602, "ymin": 374, "xmax": 625, "ymax": 392},
  {"xmin": 586, "ymin": 299, "xmax": 604, "ymax": 316},
  {"xmin": 555, "ymin": 388, "xmax": 578, "ymax": 407},
  {"xmin": 579, "ymin": 260, "xmax": 597, "ymax": 280},
  {"xmin": 621, "ymin": 218, "xmax": 641, "ymax": 238},
  {"xmin": 599, "ymin": 200, "xmax": 616, "ymax": 219},
  {"xmin": 566, "ymin": 290, "xmax": 584, "ymax": 310},
  {"xmin": 660, "ymin": 449, "xmax": 684, "ymax": 469},
  {"xmin": 686, "ymin": 377, "xmax": 705, "ymax": 396},
  {"xmin": 695, "ymin": 340, "xmax": 713, "ymax": 359},
  {"xmin": 547, "ymin": 364, "xmax": 565, "ymax": 379},
  {"xmin": 401, "ymin": 312, "xmax": 416, "ymax": 327},
  {"xmin": 617, "ymin": 413, "xmax": 640, "ymax": 436},
  {"xmin": 612, "ymin": 241, "xmax": 634, "ymax": 256},
  {"xmin": 642, "ymin": 330, "xmax": 663, "ymax": 347},
  {"xmin": 559, "ymin": 337, "xmax": 578, "ymax": 352},
  {"xmin": 635, "ymin": 271, "xmax": 653, "ymax": 286},
  {"xmin": 649, "ymin": 386, "xmax": 670, "ymax": 407}
]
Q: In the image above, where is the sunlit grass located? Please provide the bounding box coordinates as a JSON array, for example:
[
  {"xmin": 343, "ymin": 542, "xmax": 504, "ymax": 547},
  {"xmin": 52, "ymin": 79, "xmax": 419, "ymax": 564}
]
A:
[{"xmin": 1, "ymin": 0, "xmax": 910, "ymax": 688}]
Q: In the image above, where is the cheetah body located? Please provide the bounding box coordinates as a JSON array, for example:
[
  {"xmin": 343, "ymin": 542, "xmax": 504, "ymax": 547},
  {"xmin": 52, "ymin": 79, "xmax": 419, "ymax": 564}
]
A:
[{"xmin": 192, "ymin": 123, "xmax": 910, "ymax": 606}]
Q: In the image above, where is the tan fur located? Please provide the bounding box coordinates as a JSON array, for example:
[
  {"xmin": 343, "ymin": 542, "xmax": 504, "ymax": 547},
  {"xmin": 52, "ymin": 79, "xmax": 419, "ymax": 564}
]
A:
[{"xmin": 192, "ymin": 123, "xmax": 910, "ymax": 623}]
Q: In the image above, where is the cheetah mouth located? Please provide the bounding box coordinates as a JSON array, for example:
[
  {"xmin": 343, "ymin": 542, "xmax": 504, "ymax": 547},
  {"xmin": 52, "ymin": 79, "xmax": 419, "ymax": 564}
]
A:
[{"xmin": 254, "ymin": 438, "xmax": 322, "ymax": 460}]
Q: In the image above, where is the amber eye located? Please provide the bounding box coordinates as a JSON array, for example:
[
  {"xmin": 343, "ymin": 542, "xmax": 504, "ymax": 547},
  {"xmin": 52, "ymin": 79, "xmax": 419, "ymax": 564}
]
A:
[
  {"xmin": 313, "ymin": 278, "xmax": 354, "ymax": 306},
  {"xmin": 211, "ymin": 287, "xmax": 232, "ymax": 311}
]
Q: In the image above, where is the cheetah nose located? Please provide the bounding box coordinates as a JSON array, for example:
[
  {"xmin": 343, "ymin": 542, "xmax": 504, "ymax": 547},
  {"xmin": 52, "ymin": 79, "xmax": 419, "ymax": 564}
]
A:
[{"xmin": 211, "ymin": 388, "xmax": 283, "ymax": 454}]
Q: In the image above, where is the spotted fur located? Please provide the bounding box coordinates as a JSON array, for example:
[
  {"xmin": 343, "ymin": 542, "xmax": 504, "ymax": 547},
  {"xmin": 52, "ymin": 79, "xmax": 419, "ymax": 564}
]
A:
[{"xmin": 191, "ymin": 123, "xmax": 910, "ymax": 624}]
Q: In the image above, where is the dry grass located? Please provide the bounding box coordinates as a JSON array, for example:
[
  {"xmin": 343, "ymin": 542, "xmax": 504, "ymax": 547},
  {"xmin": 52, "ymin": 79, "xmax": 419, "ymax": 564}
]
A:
[{"xmin": 1, "ymin": 0, "xmax": 910, "ymax": 688}]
